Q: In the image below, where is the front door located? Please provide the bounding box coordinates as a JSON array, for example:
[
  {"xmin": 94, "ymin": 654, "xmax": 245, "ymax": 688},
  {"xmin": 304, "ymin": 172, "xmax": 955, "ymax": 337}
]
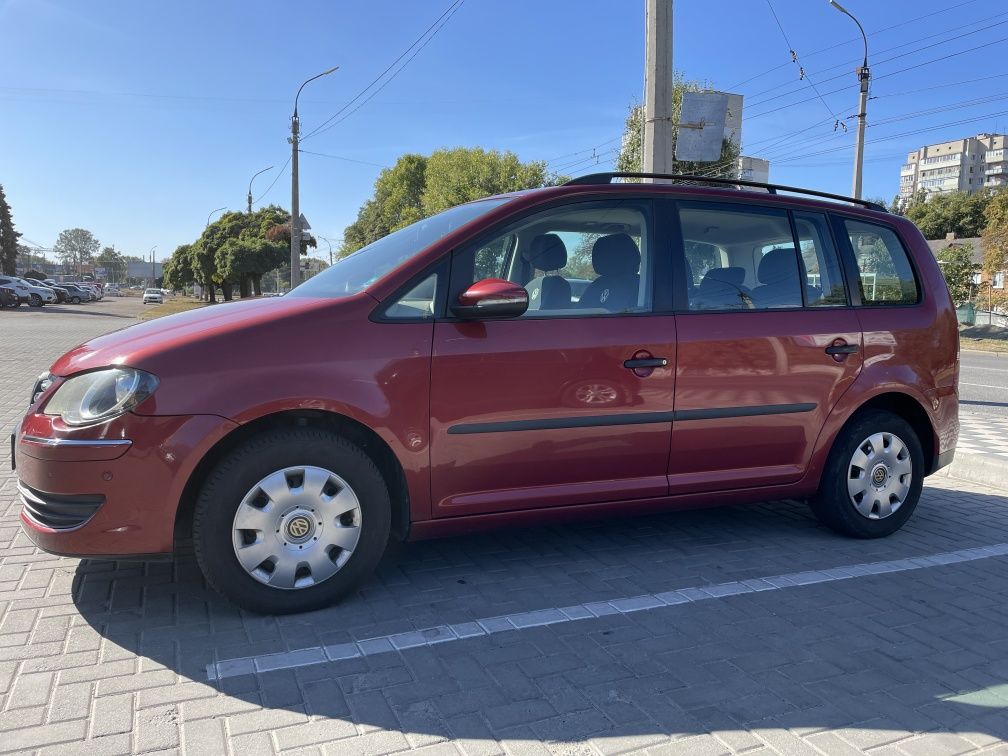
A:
[
  {"xmin": 668, "ymin": 202, "xmax": 863, "ymax": 493},
  {"xmin": 429, "ymin": 199, "xmax": 677, "ymax": 517}
]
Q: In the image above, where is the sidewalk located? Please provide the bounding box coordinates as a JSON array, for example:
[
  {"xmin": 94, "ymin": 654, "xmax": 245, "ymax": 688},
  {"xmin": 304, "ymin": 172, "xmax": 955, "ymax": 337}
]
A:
[{"xmin": 939, "ymin": 413, "xmax": 1008, "ymax": 489}]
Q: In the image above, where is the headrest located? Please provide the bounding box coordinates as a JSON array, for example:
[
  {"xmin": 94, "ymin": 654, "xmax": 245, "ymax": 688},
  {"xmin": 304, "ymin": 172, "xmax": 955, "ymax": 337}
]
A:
[
  {"xmin": 523, "ymin": 234, "xmax": 567, "ymax": 271},
  {"xmin": 700, "ymin": 266, "xmax": 746, "ymax": 289},
  {"xmin": 758, "ymin": 248, "xmax": 798, "ymax": 285},
  {"xmin": 592, "ymin": 234, "xmax": 640, "ymax": 277}
]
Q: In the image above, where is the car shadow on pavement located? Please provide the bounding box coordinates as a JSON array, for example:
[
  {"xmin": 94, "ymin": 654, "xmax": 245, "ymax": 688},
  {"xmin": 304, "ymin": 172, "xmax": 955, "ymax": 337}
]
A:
[
  {"xmin": 71, "ymin": 484, "xmax": 1008, "ymax": 746},
  {"xmin": 3, "ymin": 306, "xmax": 137, "ymax": 319}
]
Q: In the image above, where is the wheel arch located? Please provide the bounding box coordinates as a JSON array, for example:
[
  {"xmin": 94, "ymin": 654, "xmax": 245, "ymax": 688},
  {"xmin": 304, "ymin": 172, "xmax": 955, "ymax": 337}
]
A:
[
  {"xmin": 833, "ymin": 391, "xmax": 937, "ymax": 476},
  {"xmin": 174, "ymin": 409, "xmax": 411, "ymax": 546}
]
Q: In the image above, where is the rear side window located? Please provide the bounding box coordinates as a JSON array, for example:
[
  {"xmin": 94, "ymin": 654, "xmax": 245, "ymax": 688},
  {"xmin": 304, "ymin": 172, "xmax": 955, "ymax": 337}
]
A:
[
  {"xmin": 678, "ymin": 204, "xmax": 802, "ymax": 311},
  {"xmin": 843, "ymin": 220, "xmax": 919, "ymax": 305},
  {"xmin": 793, "ymin": 212, "xmax": 847, "ymax": 307}
]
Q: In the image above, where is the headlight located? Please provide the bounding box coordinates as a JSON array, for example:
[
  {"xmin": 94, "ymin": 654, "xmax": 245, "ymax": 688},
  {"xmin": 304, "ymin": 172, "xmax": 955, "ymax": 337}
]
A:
[
  {"xmin": 44, "ymin": 368, "xmax": 158, "ymax": 426},
  {"xmin": 30, "ymin": 372, "xmax": 54, "ymax": 406}
]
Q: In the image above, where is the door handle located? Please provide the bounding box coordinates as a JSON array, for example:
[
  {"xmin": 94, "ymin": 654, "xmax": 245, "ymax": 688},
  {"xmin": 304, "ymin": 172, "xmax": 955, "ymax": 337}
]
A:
[
  {"xmin": 824, "ymin": 344, "xmax": 859, "ymax": 355},
  {"xmin": 623, "ymin": 357, "xmax": 668, "ymax": 369}
]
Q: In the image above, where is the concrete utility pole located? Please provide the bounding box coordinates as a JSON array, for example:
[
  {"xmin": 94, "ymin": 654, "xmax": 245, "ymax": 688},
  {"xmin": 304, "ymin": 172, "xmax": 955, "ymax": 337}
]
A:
[
  {"xmin": 643, "ymin": 0, "xmax": 674, "ymax": 177},
  {"xmin": 148, "ymin": 245, "xmax": 157, "ymax": 287},
  {"xmin": 290, "ymin": 66, "xmax": 338, "ymax": 291},
  {"xmin": 247, "ymin": 165, "xmax": 273, "ymax": 213},
  {"xmin": 830, "ymin": 0, "xmax": 870, "ymax": 199}
]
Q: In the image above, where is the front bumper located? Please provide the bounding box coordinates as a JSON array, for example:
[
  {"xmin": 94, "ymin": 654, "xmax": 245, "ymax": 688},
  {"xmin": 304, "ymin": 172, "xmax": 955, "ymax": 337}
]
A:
[{"xmin": 14, "ymin": 411, "xmax": 238, "ymax": 557}]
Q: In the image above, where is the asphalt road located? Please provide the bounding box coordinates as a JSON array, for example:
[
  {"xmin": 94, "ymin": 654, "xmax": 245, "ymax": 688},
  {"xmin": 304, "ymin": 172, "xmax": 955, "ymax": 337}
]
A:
[{"xmin": 960, "ymin": 350, "xmax": 1008, "ymax": 418}]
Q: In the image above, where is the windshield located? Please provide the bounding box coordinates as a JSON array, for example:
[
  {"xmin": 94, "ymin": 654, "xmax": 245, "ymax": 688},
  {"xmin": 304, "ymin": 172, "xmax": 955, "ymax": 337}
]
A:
[{"xmin": 289, "ymin": 198, "xmax": 511, "ymax": 299}]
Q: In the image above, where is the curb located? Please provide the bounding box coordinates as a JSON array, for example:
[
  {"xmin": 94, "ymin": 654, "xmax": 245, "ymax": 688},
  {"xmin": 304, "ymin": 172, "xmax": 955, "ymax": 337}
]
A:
[
  {"xmin": 961, "ymin": 348, "xmax": 1008, "ymax": 357},
  {"xmin": 934, "ymin": 452, "xmax": 1008, "ymax": 490}
]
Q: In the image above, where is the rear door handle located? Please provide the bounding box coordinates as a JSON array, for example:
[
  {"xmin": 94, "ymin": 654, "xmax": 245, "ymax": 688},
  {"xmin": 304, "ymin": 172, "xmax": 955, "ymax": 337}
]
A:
[
  {"xmin": 824, "ymin": 344, "xmax": 859, "ymax": 355},
  {"xmin": 623, "ymin": 357, "xmax": 668, "ymax": 369}
]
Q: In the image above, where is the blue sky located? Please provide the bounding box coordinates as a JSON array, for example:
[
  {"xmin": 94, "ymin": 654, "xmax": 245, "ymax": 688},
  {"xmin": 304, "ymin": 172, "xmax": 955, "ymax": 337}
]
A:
[{"xmin": 2, "ymin": 0, "xmax": 1005, "ymax": 263}]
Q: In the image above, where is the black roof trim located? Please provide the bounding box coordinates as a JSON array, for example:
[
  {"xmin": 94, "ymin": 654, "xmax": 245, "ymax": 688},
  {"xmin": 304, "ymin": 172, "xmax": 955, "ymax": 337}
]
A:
[{"xmin": 563, "ymin": 172, "xmax": 888, "ymax": 212}]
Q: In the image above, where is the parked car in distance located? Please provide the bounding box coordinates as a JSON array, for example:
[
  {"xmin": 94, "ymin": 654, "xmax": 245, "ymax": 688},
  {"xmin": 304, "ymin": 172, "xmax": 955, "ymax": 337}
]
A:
[
  {"xmin": 36, "ymin": 280, "xmax": 70, "ymax": 303},
  {"xmin": 59, "ymin": 284, "xmax": 91, "ymax": 304},
  {"xmin": 13, "ymin": 173, "xmax": 959, "ymax": 614},
  {"xmin": 142, "ymin": 288, "xmax": 164, "ymax": 304},
  {"xmin": 0, "ymin": 276, "xmax": 30, "ymax": 305},
  {"xmin": 0, "ymin": 285, "xmax": 19, "ymax": 308},
  {"xmin": 105, "ymin": 285, "xmax": 122, "ymax": 296}
]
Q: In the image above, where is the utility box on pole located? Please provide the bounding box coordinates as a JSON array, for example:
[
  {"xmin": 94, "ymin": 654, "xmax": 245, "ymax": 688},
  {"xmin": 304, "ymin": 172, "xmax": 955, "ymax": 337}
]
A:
[{"xmin": 643, "ymin": 0, "xmax": 674, "ymax": 176}]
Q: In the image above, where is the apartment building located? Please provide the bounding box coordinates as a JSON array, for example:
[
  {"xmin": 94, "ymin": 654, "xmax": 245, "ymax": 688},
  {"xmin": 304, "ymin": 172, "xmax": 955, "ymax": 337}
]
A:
[{"xmin": 899, "ymin": 133, "xmax": 1008, "ymax": 202}]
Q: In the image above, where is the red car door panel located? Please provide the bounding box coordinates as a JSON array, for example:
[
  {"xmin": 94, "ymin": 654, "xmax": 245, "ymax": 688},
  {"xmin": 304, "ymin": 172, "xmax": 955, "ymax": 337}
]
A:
[{"xmin": 430, "ymin": 317, "xmax": 676, "ymax": 516}]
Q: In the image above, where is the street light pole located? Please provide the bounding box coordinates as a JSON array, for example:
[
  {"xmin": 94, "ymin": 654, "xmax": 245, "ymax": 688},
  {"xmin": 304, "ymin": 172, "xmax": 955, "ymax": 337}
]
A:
[
  {"xmin": 148, "ymin": 245, "xmax": 157, "ymax": 288},
  {"xmin": 317, "ymin": 236, "xmax": 334, "ymax": 266},
  {"xmin": 207, "ymin": 206, "xmax": 226, "ymax": 228},
  {"xmin": 290, "ymin": 65, "xmax": 338, "ymax": 291},
  {"xmin": 247, "ymin": 165, "xmax": 274, "ymax": 213},
  {"xmin": 830, "ymin": 0, "xmax": 869, "ymax": 199}
]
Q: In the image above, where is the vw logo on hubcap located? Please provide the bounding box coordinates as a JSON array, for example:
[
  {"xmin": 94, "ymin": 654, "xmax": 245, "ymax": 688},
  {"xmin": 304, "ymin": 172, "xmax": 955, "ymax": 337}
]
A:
[
  {"xmin": 285, "ymin": 514, "xmax": 314, "ymax": 542},
  {"xmin": 871, "ymin": 465, "xmax": 889, "ymax": 487}
]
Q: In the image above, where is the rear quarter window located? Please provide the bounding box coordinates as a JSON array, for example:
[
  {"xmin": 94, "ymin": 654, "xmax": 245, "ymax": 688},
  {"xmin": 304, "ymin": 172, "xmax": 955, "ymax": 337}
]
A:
[{"xmin": 843, "ymin": 219, "xmax": 920, "ymax": 305}]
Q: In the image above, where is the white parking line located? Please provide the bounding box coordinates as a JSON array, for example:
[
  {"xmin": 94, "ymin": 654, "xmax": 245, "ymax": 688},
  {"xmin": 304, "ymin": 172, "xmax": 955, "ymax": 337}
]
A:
[{"xmin": 206, "ymin": 542, "xmax": 1008, "ymax": 681}]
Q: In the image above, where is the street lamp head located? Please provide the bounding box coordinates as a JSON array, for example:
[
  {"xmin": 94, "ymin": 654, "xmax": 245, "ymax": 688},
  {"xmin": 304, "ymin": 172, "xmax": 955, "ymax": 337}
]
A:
[{"xmin": 828, "ymin": 0, "xmax": 848, "ymax": 12}]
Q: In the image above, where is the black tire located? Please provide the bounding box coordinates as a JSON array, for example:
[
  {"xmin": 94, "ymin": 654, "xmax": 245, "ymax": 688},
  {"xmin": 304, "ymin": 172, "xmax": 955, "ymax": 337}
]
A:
[
  {"xmin": 192, "ymin": 427, "xmax": 391, "ymax": 614},
  {"xmin": 29, "ymin": 294, "xmax": 42, "ymax": 307},
  {"xmin": 70, "ymin": 296, "xmax": 81, "ymax": 304},
  {"xmin": 810, "ymin": 410, "xmax": 924, "ymax": 538}
]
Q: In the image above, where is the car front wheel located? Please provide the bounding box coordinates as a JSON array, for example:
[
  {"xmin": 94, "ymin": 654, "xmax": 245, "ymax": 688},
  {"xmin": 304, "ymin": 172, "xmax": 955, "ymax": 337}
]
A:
[
  {"xmin": 811, "ymin": 410, "xmax": 924, "ymax": 538},
  {"xmin": 193, "ymin": 427, "xmax": 392, "ymax": 614},
  {"xmin": 29, "ymin": 294, "xmax": 42, "ymax": 307}
]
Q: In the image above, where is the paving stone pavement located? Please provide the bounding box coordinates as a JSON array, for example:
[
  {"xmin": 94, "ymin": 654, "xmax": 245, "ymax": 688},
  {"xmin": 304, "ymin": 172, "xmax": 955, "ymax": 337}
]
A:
[{"xmin": 3, "ymin": 301, "xmax": 1008, "ymax": 755}]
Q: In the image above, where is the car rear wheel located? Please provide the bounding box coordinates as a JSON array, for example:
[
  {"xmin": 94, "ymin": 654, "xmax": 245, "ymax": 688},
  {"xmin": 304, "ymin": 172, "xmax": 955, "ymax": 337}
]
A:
[
  {"xmin": 810, "ymin": 410, "xmax": 923, "ymax": 538},
  {"xmin": 70, "ymin": 296, "xmax": 81, "ymax": 304},
  {"xmin": 193, "ymin": 428, "xmax": 391, "ymax": 614}
]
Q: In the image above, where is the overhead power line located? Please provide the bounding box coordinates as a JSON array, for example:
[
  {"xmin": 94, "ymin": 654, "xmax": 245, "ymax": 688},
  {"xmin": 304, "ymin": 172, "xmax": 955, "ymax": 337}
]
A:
[
  {"xmin": 771, "ymin": 109, "xmax": 1008, "ymax": 165},
  {"xmin": 301, "ymin": 0, "xmax": 465, "ymax": 142},
  {"xmin": 744, "ymin": 33, "xmax": 1008, "ymax": 122},
  {"xmin": 746, "ymin": 25, "xmax": 1008, "ymax": 116},
  {"xmin": 298, "ymin": 150, "xmax": 390, "ymax": 168},
  {"xmin": 763, "ymin": 0, "xmax": 845, "ymax": 128},
  {"xmin": 253, "ymin": 155, "xmax": 292, "ymax": 204},
  {"xmin": 727, "ymin": 0, "xmax": 983, "ymax": 91}
]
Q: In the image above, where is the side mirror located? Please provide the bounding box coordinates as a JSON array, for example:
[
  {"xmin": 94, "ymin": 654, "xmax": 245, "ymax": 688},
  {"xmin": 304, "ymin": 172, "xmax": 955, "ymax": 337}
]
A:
[{"xmin": 451, "ymin": 278, "xmax": 529, "ymax": 320}]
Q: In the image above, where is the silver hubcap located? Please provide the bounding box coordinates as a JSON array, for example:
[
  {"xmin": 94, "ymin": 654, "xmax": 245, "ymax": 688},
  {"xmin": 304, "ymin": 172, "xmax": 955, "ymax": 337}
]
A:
[
  {"xmin": 847, "ymin": 431, "xmax": 912, "ymax": 520},
  {"xmin": 231, "ymin": 466, "xmax": 362, "ymax": 590}
]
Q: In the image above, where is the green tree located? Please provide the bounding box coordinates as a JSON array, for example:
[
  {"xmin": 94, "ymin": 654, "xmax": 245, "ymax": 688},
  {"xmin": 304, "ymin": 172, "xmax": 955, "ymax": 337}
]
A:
[
  {"xmin": 340, "ymin": 148, "xmax": 550, "ymax": 256},
  {"xmin": 23, "ymin": 269, "xmax": 45, "ymax": 280},
  {"xmin": 199, "ymin": 206, "xmax": 307, "ymax": 300},
  {"xmin": 53, "ymin": 228, "xmax": 100, "ymax": 277},
  {"xmin": 0, "ymin": 184, "xmax": 20, "ymax": 275},
  {"xmin": 162, "ymin": 244, "xmax": 196, "ymax": 292},
  {"xmin": 935, "ymin": 244, "xmax": 979, "ymax": 304},
  {"xmin": 96, "ymin": 246, "xmax": 126, "ymax": 284},
  {"xmin": 905, "ymin": 190, "xmax": 992, "ymax": 239},
  {"xmin": 982, "ymin": 189, "xmax": 1008, "ymax": 283},
  {"xmin": 615, "ymin": 76, "xmax": 742, "ymax": 178}
]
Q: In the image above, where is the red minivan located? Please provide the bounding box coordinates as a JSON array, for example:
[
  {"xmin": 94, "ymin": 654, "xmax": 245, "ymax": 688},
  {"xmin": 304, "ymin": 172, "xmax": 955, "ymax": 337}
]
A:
[{"xmin": 13, "ymin": 174, "xmax": 959, "ymax": 613}]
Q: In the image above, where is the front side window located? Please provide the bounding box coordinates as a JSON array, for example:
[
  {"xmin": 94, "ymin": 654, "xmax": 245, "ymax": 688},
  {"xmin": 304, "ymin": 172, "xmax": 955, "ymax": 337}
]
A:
[
  {"xmin": 290, "ymin": 198, "xmax": 510, "ymax": 299},
  {"xmin": 678, "ymin": 204, "xmax": 802, "ymax": 311},
  {"xmin": 843, "ymin": 220, "xmax": 919, "ymax": 304},
  {"xmin": 452, "ymin": 201, "xmax": 652, "ymax": 317}
]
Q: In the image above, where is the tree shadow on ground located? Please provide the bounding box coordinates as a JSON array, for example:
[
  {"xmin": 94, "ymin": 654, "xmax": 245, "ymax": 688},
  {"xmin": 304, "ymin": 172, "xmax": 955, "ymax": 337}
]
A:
[{"xmin": 72, "ymin": 485, "xmax": 1008, "ymax": 745}]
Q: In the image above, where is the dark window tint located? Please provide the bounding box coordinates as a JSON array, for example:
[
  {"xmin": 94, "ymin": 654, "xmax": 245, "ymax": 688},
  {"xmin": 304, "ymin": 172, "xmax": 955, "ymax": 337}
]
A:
[
  {"xmin": 843, "ymin": 220, "xmax": 919, "ymax": 304},
  {"xmin": 678, "ymin": 204, "xmax": 802, "ymax": 310},
  {"xmin": 793, "ymin": 212, "xmax": 847, "ymax": 307}
]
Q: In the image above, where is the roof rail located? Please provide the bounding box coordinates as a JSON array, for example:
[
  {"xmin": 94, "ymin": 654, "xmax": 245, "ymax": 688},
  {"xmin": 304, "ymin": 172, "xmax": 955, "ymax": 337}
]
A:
[{"xmin": 563, "ymin": 172, "xmax": 888, "ymax": 212}]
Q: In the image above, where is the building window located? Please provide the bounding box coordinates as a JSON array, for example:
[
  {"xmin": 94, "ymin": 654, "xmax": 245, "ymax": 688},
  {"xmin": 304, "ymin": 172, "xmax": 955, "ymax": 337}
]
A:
[{"xmin": 995, "ymin": 271, "xmax": 1006, "ymax": 289}]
